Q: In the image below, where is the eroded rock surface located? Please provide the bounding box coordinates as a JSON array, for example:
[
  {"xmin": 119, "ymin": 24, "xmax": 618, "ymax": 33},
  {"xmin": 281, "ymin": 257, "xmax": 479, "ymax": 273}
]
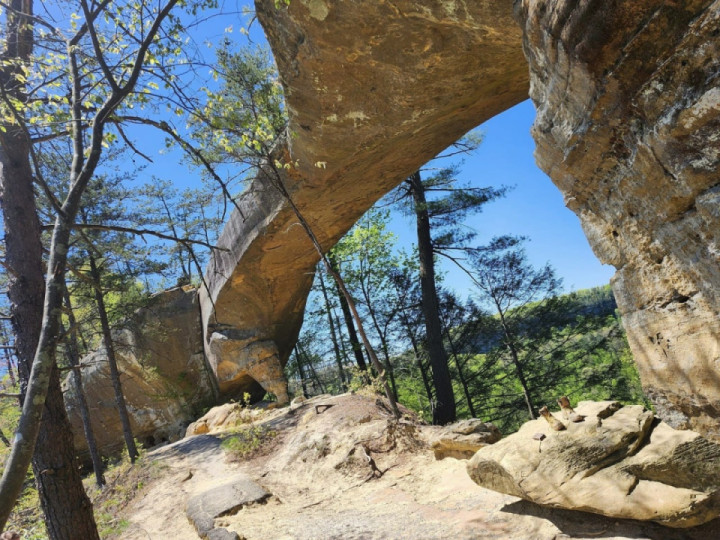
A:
[
  {"xmin": 430, "ymin": 419, "xmax": 501, "ymax": 460},
  {"xmin": 517, "ymin": 0, "xmax": 720, "ymax": 438},
  {"xmin": 200, "ymin": 0, "xmax": 720, "ymax": 438},
  {"xmin": 186, "ymin": 475, "xmax": 269, "ymax": 539},
  {"xmin": 199, "ymin": 0, "xmax": 528, "ymax": 401},
  {"xmin": 467, "ymin": 401, "xmax": 720, "ymax": 528},
  {"xmin": 63, "ymin": 286, "xmax": 217, "ymax": 457}
]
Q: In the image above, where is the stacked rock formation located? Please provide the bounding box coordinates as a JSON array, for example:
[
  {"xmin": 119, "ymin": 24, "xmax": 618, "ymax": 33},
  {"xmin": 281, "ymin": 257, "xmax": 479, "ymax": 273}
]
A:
[{"xmin": 517, "ymin": 0, "xmax": 720, "ymax": 437}]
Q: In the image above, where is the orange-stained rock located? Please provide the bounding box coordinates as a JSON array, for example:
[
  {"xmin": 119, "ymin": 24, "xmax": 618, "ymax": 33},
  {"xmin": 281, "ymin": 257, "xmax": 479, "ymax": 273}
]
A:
[{"xmin": 63, "ymin": 287, "xmax": 217, "ymax": 457}]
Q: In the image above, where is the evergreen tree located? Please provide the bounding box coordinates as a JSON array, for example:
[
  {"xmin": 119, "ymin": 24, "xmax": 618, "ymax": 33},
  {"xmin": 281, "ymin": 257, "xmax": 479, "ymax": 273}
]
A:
[{"xmin": 396, "ymin": 167, "xmax": 505, "ymax": 424}]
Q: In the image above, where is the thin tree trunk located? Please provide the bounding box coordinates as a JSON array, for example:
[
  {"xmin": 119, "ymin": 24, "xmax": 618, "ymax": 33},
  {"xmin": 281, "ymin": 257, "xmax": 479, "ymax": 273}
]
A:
[
  {"xmin": 328, "ymin": 253, "xmax": 368, "ymax": 372},
  {"xmin": 317, "ymin": 268, "xmax": 347, "ymax": 390},
  {"xmin": 87, "ymin": 253, "xmax": 139, "ymax": 462},
  {"xmin": 334, "ymin": 309, "xmax": 351, "ymax": 364},
  {"xmin": 0, "ymin": 324, "xmax": 16, "ymax": 387},
  {"xmin": 0, "ymin": 428, "xmax": 9, "ymax": 448},
  {"xmin": 293, "ymin": 346, "xmax": 310, "ymax": 398},
  {"xmin": 62, "ymin": 285, "xmax": 106, "ymax": 487},
  {"xmin": 495, "ymin": 301, "xmax": 535, "ymax": 419},
  {"xmin": 407, "ymin": 171, "xmax": 456, "ymax": 425},
  {"xmin": 0, "ymin": 2, "xmax": 100, "ymax": 534},
  {"xmin": 358, "ymin": 281, "xmax": 398, "ymax": 400},
  {"xmin": 263, "ymin": 163, "xmax": 400, "ymax": 418},
  {"xmin": 298, "ymin": 343, "xmax": 325, "ymax": 394},
  {"xmin": 443, "ymin": 325, "xmax": 476, "ymax": 417},
  {"xmin": 400, "ymin": 313, "xmax": 434, "ymax": 408}
]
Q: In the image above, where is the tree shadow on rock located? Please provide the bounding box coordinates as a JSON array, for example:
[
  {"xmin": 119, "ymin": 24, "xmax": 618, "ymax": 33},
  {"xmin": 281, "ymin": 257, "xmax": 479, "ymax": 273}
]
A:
[{"xmin": 501, "ymin": 500, "xmax": 720, "ymax": 540}]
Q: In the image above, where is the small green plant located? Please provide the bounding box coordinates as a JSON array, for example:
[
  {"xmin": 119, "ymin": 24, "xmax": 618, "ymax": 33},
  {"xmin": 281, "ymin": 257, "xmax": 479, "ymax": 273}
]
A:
[
  {"xmin": 87, "ymin": 455, "xmax": 168, "ymax": 539},
  {"xmin": 220, "ymin": 425, "xmax": 277, "ymax": 461},
  {"xmin": 347, "ymin": 365, "xmax": 385, "ymax": 396}
]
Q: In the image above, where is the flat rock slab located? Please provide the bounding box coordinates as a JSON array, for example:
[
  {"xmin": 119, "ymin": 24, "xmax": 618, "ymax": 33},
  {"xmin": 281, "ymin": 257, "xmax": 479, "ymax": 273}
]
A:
[
  {"xmin": 186, "ymin": 475, "xmax": 270, "ymax": 538},
  {"xmin": 206, "ymin": 529, "xmax": 239, "ymax": 540},
  {"xmin": 467, "ymin": 401, "xmax": 720, "ymax": 528}
]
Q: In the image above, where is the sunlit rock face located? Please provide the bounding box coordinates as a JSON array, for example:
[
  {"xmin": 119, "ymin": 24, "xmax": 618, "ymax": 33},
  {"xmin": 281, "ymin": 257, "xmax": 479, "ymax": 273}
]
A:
[
  {"xmin": 199, "ymin": 0, "xmax": 529, "ymax": 401},
  {"xmin": 63, "ymin": 287, "xmax": 217, "ymax": 457},
  {"xmin": 201, "ymin": 0, "xmax": 720, "ymax": 439},
  {"xmin": 517, "ymin": 0, "xmax": 720, "ymax": 439}
]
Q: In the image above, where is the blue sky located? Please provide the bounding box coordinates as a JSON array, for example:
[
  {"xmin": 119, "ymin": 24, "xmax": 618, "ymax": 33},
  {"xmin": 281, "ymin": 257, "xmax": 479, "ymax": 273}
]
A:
[{"xmin": 387, "ymin": 100, "xmax": 614, "ymax": 295}]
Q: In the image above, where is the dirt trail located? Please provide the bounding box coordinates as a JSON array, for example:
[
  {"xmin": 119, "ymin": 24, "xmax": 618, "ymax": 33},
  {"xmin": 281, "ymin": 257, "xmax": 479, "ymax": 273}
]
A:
[{"xmin": 119, "ymin": 394, "xmax": 719, "ymax": 540}]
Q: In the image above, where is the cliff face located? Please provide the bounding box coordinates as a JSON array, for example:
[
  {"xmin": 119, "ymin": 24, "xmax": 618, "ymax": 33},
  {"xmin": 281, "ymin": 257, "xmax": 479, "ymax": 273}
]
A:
[
  {"xmin": 517, "ymin": 0, "xmax": 720, "ymax": 438},
  {"xmin": 199, "ymin": 0, "xmax": 529, "ymax": 401},
  {"xmin": 197, "ymin": 0, "xmax": 720, "ymax": 438},
  {"xmin": 63, "ymin": 287, "xmax": 216, "ymax": 456}
]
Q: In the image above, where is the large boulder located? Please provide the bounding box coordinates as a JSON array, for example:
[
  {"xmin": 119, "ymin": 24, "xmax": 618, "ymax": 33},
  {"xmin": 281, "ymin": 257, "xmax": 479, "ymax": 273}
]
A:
[
  {"xmin": 63, "ymin": 286, "xmax": 218, "ymax": 457},
  {"xmin": 467, "ymin": 401, "xmax": 720, "ymax": 528}
]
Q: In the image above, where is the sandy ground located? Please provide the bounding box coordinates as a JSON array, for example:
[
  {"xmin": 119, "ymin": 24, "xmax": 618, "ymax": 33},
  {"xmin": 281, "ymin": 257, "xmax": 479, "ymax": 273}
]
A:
[{"xmin": 118, "ymin": 394, "xmax": 720, "ymax": 540}]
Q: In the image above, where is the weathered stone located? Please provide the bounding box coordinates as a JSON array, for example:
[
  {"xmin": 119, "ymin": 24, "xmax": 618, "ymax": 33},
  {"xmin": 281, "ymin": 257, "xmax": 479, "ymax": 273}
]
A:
[
  {"xmin": 467, "ymin": 401, "xmax": 720, "ymax": 528},
  {"xmin": 186, "ymin": 475, "xmax": 269, "ymax": 538},
  {"xmin": 517, "ymin": 0, "xmax": 720, "ymax": 439},
  {"xmin": 193, "ymin": 0, "xmax": 720, "ymax": 440},
  {"xmin": 206, "ymin": 529, "xmax": 239, "ymax": 540},
  {"xmin": 199, "ymin": 0, "xmax": 528, "ymax": 402},
  {"xmin": 63, "ymin": 286, "xmax": 217, "ymax": 457},
  {"xmin": 185, "ymin": 401, "xmax": 261, "ymax": 437},
  {"xmin": 430, "ymin": 419, "xmax": 501, "ymax": 460}
]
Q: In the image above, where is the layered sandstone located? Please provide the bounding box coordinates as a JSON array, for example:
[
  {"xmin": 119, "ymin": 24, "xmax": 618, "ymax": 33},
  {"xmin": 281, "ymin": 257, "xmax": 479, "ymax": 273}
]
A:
[
  {"xmin": 199, "ymin": 0, "xmax": 529, "ymax": 401},
  {"xmin": 63, "ymin": 286, "xmax": 217, "ymax": 456},
  {"xmin": 467, "ymin": 401, "xmax": 720, "ymax": 528},
  {"xmin": 517, "ymin": 0, "xmax": 720, "ymax": 438},
  {"xmin": 200, "ymin": 0, "xmax": 720, "ymax": 439}
]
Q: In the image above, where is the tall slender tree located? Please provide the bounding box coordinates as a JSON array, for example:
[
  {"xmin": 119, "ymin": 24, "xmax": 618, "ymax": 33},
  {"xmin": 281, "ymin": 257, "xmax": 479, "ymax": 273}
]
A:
[
  {"xmin": 405, "ymin": 171, "xmax": 455, "ymax": 424},
  {"xmin": 0, "ymin": 0, "xmax": 182, "ymax": 533},
  {"xmin": 397, "ymin": 167, "xmax": 505, "ymax": 424},
  {"xmin": 61, "ymin": 285, "xmax": 105, "ymax": 487}
]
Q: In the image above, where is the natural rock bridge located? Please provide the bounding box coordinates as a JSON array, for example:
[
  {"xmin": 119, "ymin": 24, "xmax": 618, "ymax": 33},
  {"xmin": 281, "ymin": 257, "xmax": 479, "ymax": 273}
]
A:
[{"xmin": 197, "ymin": 0, "xmax": 720, "ymax": 439}]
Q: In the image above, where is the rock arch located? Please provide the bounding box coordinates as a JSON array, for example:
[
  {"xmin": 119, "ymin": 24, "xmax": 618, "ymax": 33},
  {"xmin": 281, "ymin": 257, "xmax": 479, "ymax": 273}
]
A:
[{"xmin": 200, "ymin": 0, "xmax": 720, "ymax": 439}]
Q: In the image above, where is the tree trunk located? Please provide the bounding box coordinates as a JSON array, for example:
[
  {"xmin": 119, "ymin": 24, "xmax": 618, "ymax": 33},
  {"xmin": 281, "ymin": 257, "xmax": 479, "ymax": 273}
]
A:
[
  {"xmin": 0, "ymin": 428, "xmax": 10, "ymax": 448},
  {"xmin": 293, "ymin": 346, "xmax": 310, "ymax": 398},
  {"xmin": 0, "ymin": 3, "xmax": 99, "ymax": 534},
  {"xmin": 328, "ymin": 254, "xmax": 368, "ymax": 372},
  {"xmin": 443, "ymin": 325, "xmax": 477, "ymax": 417},
  {"xmin": 0, "ymin": 324, "xmax": 16, "ymax": 387},
  {"xmin": 496, "ymin": 305, "xmax": 536, "ymax": 420},
  {"xmin": 400, "ymin": 314, "xmax": 434, "ymax": 409},
  {"xmin": 317, "ymin": 269, "xmax": 347, "ymax": 390},
  {"xmin": 407, "ymin": 171, "xmax": 456, "ymax": 425},
  {"xmin": 358, "ymin": 281, "xmax": 398, "ymax": 400},
  {"xmin": 298, "ymin": 343, "xmax": 325, "ymax": 394},
  {"xmin": 87, "ymin": 253, "xmax": 139, "ymax": 462},
  {"xmin": 263, "ymin": 152, "xmax": 400, "ymax": 419},
  {"xmin": 62, "ymin": 286, "xmax": 106, "ymax": 487}
]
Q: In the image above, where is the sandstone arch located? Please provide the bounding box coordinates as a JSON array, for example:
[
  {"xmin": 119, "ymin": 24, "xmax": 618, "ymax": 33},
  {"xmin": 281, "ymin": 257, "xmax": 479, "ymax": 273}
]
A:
[{"xmin": 200, "ymin": 0, "xmax": 720, "ymax": 439}]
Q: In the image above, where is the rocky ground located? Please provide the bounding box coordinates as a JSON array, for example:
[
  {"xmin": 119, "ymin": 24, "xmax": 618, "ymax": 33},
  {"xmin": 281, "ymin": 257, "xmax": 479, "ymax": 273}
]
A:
[{"xmin": 114, "ymin": 393, "xmax": 719, "ymax": 540}]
